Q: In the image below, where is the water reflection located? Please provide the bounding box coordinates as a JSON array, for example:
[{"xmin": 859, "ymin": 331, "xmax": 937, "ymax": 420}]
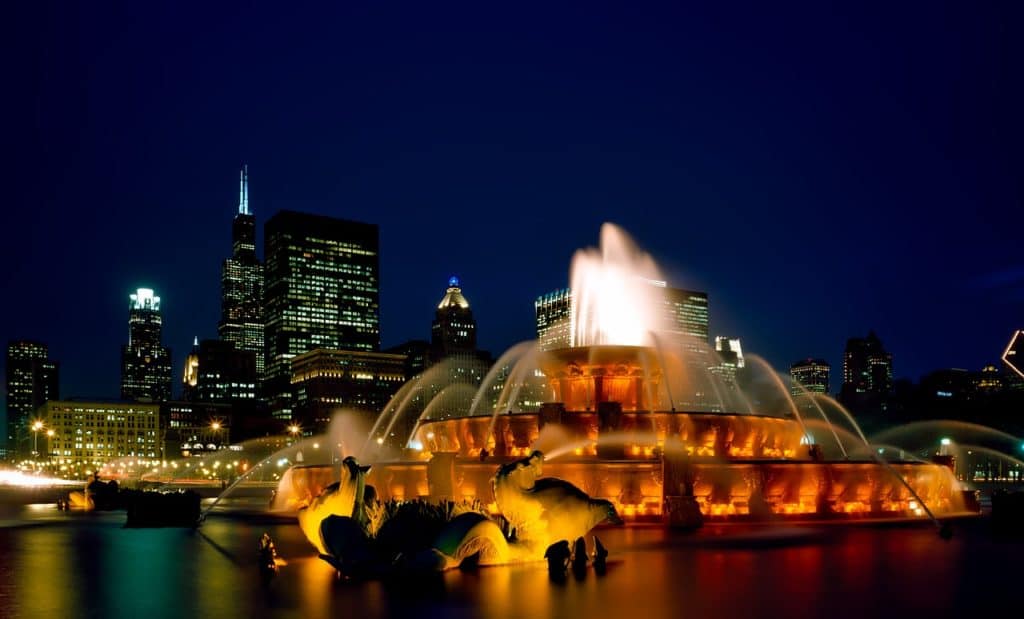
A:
[{"xmin": 0, "ymin": 511, "xmax": 1019, "ymax": 619}]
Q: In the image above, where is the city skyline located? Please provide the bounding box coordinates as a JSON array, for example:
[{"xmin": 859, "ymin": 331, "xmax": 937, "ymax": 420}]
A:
[
  {"xmin": 4, "ymin": 2, "xmax": 1023, "ymax": 407},
  {"xmin": 1, "ymin": 196, "xmax": 1021, "ymax": 408}
]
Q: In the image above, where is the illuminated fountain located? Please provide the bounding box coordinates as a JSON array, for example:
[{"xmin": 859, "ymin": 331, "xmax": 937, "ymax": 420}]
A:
[{"xmin": 271, "ymin": 223, "xmax": 976, "ymax": 570}]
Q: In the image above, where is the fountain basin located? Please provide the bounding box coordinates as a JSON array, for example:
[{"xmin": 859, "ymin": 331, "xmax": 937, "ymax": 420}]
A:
[{"xmin": 275, "ymin": 456, "xmax": 970, "ymax": 524}]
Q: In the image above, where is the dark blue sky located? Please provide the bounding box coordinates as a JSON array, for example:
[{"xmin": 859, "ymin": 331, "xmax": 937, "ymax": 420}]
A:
[{"xmin": 3, "ymin": 1, "xmax": 1023, "ymax": 408}]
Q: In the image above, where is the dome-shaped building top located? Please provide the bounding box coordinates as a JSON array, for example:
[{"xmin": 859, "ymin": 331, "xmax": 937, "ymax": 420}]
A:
[
  {"xmin": 432, "ymin": 276, "xmax": 477, "ymax": 359},
  {"xmin": 437, "ymin": 276, "xmax": 471, "ymax": 310}
]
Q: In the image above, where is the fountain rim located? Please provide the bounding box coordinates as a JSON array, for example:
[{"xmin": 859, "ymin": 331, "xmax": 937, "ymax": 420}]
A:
[
  {"xmin": 416, "ymin": 408, "xmax": 803, "ymax": 422},
  {"xmin": 284, "ymin": 456, "xmax": 951, "ymax": 467}
]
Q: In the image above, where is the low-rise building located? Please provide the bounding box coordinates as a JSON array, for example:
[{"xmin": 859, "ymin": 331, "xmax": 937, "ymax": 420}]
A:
[{"xmin": 42, "ymin": 400, "xmax": 161, "ymax": 473}]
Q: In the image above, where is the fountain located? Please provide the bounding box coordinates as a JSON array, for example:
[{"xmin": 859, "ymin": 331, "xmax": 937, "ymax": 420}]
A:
[{"xmin": 267, "ymin": 223, "xmax": 980, "ymax": 572}]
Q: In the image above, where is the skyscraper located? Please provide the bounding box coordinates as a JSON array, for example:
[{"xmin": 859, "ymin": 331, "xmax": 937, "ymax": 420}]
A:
[
  {"xmin": 120, "ymin": 288, "xmax": 172, "ymax": 402},
  {"xmin": 535, "ymin": 288, "xmax": 573, "ymax": 352},
  {"xmin": 842, "ymin": 332, "xmax": 892, "ymax": 395},
  {"xmin": 188, "ymin": 339, "xmax": 258, "ymax": 403},
  {"xmin": 790, "ymin": 358, "xmax": 830, "ymax": 395},
  {"xmin": 5, "ymin": 341, "xmax": 59, "ymax": 454},
  {"xmin": 431, "ymin": 276, "xmax": 477, "ymax": 360},
  {"xmin": 219, "ymin": 165, "xmax": 265, "ymax": 381},
  {"xmin": 263, "ymin": 211, "xmax": 380, "ymax": 419},
  {"xmin": 712, "ymin": 336, "xmax": 744, "ymax": 387},
  {"xmin": 535, "ymin": 283, "xmax": 709, "ymax": 351},
  {"xmin": 661, "ymin": 285, "xmax": 710, "ymax": 343},
  {"xmin": 839, "ymin": 331, "xmax": 893, "ymax": 413}
]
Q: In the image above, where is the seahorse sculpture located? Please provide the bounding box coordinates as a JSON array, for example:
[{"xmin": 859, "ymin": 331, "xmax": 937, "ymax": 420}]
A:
[
  {"xmin": 297, "ymin": 456, "xmax": 371, "ymax": 554},
  {"xmin": 491, "ymin": 450, "xmax": 623, "ymax": 556}
]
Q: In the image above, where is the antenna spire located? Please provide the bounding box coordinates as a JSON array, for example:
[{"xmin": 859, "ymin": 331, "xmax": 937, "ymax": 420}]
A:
[{"xmin": 239, "ymin": 164, "xmax": 249, "ymax": 215}]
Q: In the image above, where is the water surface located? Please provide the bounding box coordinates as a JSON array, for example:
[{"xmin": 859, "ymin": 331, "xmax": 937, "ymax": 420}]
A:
[{"xmin": 0, "ymin": 504, "xmax": 1018, "ymax": 619}]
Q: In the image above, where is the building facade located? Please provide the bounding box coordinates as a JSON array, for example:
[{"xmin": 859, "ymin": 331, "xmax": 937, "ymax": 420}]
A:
[
  {"xmin": 161, "ymin": 400, "xmax": 231, "ymax": 458},
  {"xmin": 120, "ymin": 288, "xmax": 173, "ymax": 402},
  {"xmin": 536, "ymin": 288, "xmax": 573, "ymax": 352},
  {"xmin": 263, "ymin": 211, "xmax": 381, "ymax": 419},
  {"xmin": 385, "ymin": 339, "xmax": 430, "ymax": 379},
  {"xmin": 790, "ymin": 358, "xmax": 830, "ymax": 395},
  {"xmin": 43, "ymin": 400, "xmax": 160, "ymax": 469},
  {"xmin": 219, "ymin": 165, "xmax": 265, "ymax": 382},
  {"xmin": 192, "ymin": 339, "xmax": 257, "ymax": 403},
  {"xmin": 662, "ymin": 286, "xmax": 710, "ymax": 343},
  {"xmin": 290, "ymin": 349, "xmax": 407, "ymax": 431},
  {"xmin": 840, "ymin": 331, "xmax": 893, "ymax": 414},
  {"xmin": 5, "ymin": 341, "xmax": 59, "ymax": 454},
  {"xmin": 841, "ymin": 332, "xmax": 893, "ymax": 396},
  {"xmin": 431, "ymin": 276, "xmax": 477, "ymax": 360},
  {"xmin": 712, "ymin": 336, "xmax": 745, "ymax": 388}
]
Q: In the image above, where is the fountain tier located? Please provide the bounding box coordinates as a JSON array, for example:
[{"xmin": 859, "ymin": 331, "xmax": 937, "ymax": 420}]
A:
[{"xmin": 275, "ymin": 344, "xmax": 972, "ymax": 523}]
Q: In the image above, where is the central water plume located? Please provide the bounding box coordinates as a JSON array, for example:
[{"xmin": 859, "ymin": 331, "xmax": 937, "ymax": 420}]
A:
[{"xmin": 571, "ymin": 223, "xmax": 669, "ymax": 347}]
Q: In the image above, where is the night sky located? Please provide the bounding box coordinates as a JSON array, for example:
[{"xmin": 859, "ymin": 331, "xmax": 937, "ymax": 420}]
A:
[{"xmin": 4, "ymin": 1, "xmax": 1023, "ymax": 416}]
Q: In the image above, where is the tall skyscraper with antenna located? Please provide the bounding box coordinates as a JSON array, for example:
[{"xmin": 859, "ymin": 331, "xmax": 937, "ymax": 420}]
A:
[{"xmin": 219, "ymin": 165, "xmax": 265, "ymax": 383}]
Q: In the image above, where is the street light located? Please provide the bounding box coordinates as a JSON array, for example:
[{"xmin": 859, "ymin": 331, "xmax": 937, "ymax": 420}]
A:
[
  {"xmin": 31, "ymin": 420, "xmax": 44, "ymax": 456},
  {"xmin": 288, "ymin": 424, "xmax": 300, "ymax": 437}
]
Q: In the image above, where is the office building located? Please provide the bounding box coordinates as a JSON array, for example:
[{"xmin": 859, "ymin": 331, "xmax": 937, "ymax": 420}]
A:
[
  {"xmin": 385, "ymin": 339, "xmax": 430, "ymax": 379},
  {"xmin": 431, "ymin": 276, "xmax": 477, "ymax": 360},
  {"xmin": 839, "ymin": 331, "xmax": 893, "ymax": 414},
  {"xmin": 536, "ymin": 288, "xmax": 573, "ymax": 352},
  {"xmin": 192, "ymin": 339, "xmax": 257, "ymax": 403},
  {"xmin": 842, "ymin": 332, "xmax": 893, "ymax": 396},
  {"xmin": 264, "ymin": 211, "xmax": 380, "ymax": 419},
  {"xmin": 661, "ymin": 285, "xmax": 710, "ymax": 343},
  {"xmin": 161, "ymin": 400, "xmax": 231, "ymax": 458},
  {"xmin": 219, "ymin": 165, "xmax": 265, "ymax": 381},
  {"xmin": 790, "ymin": 358, "xmax": 830, "ymax": 395},
  {"xmin": 290, "ymin": 349, "xmax": 407, "ymax": 431},
  {"xmin": 43, "ymin": 400, "xmax": 160, "ymax": 469},
  {"xmin": 120, "ymin": 288, "xmax": 173, "ymax": 402},
  {"xmin": 5, "ymin": 341, "xmax": 59, "ymax": 454},
  {"xmin": 712, "ymin": 337, "xmax": 745, "ymax": 387}
]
